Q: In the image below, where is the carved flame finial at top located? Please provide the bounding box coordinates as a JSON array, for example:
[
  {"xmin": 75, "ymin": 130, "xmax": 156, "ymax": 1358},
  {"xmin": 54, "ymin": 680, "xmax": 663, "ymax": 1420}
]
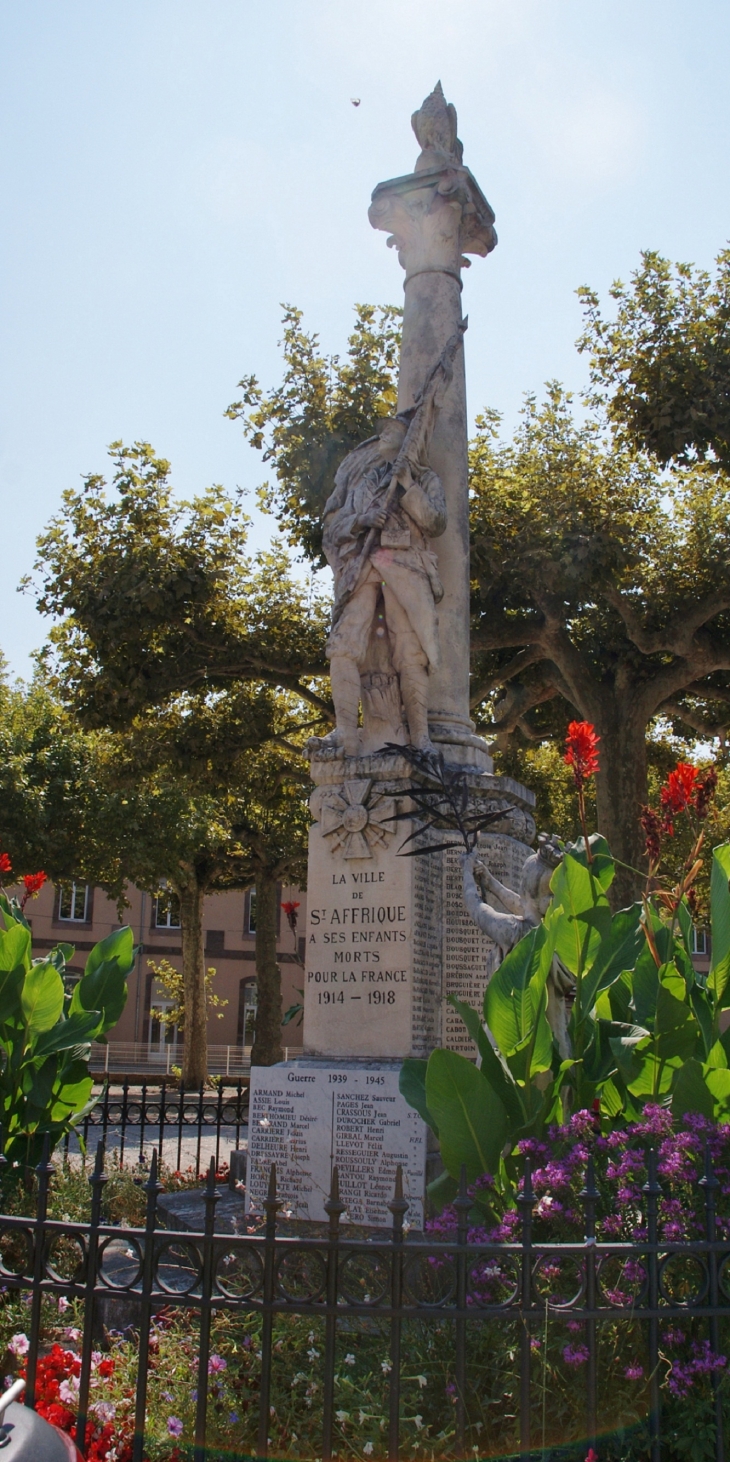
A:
[{"xmin": 411, "ymin": 81, "xmax": 464, "ymax": 173}]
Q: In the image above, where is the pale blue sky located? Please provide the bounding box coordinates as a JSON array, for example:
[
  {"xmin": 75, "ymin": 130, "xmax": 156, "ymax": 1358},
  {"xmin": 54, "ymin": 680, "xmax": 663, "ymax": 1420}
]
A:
[{"xmin": 2, "ymin": 0, "xmax": 729, "ymax": 677}]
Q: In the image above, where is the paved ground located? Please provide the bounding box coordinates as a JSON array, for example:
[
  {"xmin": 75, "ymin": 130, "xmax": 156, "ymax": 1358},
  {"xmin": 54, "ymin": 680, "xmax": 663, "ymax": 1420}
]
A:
[{"xmin": 62, "ymin": 1123, "xmax": 249, "ymax": 1177}]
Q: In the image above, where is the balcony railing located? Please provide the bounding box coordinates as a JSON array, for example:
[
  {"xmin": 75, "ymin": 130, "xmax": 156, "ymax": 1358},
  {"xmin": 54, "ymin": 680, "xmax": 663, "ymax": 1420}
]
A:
[{"xmin": 90, "ymin": 1042, "xmax": 253, "ymax": 1076}]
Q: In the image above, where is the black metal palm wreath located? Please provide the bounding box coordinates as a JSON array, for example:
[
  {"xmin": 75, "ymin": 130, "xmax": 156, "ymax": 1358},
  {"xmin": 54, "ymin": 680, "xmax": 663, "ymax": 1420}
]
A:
[{"xmin": 376, "ymin": 743, "xmax": 507, "ymax": 856}]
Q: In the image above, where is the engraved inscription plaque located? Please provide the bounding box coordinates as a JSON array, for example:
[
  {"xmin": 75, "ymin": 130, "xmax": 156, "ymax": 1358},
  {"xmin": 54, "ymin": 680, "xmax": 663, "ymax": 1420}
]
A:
[{"xmin": 245, "ymin": 1062, "xmax": 427, "ymax": 1227}]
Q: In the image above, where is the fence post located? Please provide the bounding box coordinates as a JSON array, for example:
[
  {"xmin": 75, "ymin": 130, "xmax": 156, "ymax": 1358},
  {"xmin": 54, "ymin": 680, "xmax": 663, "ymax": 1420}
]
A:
[
  {"xmin": 388, "ymin": 1163, "xmax": 408, "ymax": 1462},
  {"xmin": 454, "ymin": 1163, "xmax": 470, "ymax": 1456},
  {"xmin": 25, "ymin": 1134, "xmax": 54, "ymax": 1410},
  {"xmin": 257, "ymin": 1164, "xmax": 282, "ymax": 1459},
  {"xmin": 132, "ymin": 1149, "xmax": 162, "ymax": 1462},
  {"xmin": 700, "ymin": 1142, "xmax": 724, "ymax": 1462},
  {"xmin": 643, "ymin": 1147, "xmax": 662, "ymax": 1462},
  {"xmin": 158, "ymin": 1081, "xmax": 166, "ymax": 1167},
  {"xmin": 196, "ymin": 1083, "xmax": 204, "ymax": 1178},
  {"xmin": 322, "ymin": 1166, "xmax": 346, "ymax": 1462},
  {"xmin": 76, "ymin": 1140, "xmax": 107, "ymax": 1453},
  {"xmin": 517, "ymin": 1156, "xmax": 535, "ymax": 1459},
  {"xmin": 119, "ymin": 1077, "xmax": 129, "ymax": 1169},
  {"xmin": 581, "ymin": 1155, "xmax": 598, "ymax": 1454},
  {"xmin": 193, "ymin": 1156, "xmax": 221, "ymax": 1462}
]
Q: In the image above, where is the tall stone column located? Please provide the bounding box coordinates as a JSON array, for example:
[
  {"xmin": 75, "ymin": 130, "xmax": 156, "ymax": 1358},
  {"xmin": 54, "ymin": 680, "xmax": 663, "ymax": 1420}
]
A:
[{"xmin": 369, "ymin": 83, "xmax": 496, "ymax": 753}]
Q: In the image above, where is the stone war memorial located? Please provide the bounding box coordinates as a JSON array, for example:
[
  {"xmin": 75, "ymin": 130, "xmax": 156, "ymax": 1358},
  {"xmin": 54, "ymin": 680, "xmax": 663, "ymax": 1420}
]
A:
[{"xmin": 246, "ymin": 83, "xmax": 537, "ymax": 1228}]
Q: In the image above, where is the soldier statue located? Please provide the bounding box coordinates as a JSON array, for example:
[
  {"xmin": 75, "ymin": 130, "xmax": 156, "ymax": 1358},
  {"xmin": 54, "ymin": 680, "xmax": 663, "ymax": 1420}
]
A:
[{"xmin": 311, "ymin": 326, "xmax": 466, "ymax": 760}]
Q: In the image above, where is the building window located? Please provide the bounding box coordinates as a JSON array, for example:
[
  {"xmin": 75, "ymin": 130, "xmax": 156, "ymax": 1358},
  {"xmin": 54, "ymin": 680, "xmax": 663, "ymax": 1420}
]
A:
[
  {"xmin": 149, "ymin": 1001, "xmax": 178, "ymax": 1055},
  {"xmin": 58, "ymin": 882, "xmax": 89, "ymax": 923},
  {"xmin": 246, "ymin": 891, "xmax": 257, "ymax": 934},
  {"xmin": 154, "ymin": 890, "xmax": 181, "ymax": 929},
  {"xmin": 238, "ymin": 979, "xmax": 257, "ymax": 1046},
  {"xmin": 691, "ymin": 927, "xmax": 709, "ymax": 956}
]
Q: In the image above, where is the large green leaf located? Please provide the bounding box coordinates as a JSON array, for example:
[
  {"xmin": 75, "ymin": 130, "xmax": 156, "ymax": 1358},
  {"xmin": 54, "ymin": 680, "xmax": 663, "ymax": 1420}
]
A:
[
  {"xmin": 672, "ymin": 1058, "xmax": 715, "ymax": 1121},
  {"xmin": 580, "ymin": 903, "xmax": 644, "ymax": 1013},
  {"xmin": 711, "ymin": 845, "xmax": 730, "ymax": 971},
  {"xmin": 565, "ymin": 834, "xmax": 615, "ymax": 892},
  {"xmin": 33, "ymin": 1010, "xmax": 103, "ymax": 1059},
  {"xmin": 485, "ymin": 915, "xmax": 556, "ymax": 1057},
  {"xmin": 70, "ymin": 956, "xmax": 128, "ymax": 1032},
  {"xmin": 632, "ymin": 945, "xmax": 661, "ymax": 1030},
  {"xmin": 21, "ymin": 961, "xmax": 65, "ymax": 1035},
  {"xmin": 427, "ymin": 1170, "xmax": 458, "ymax": 1212},
  {"xmin": 425, "ymin": 1049, "xmax": 509, "ymax": 1184},
  {"xmin": 654, "ymin": 964, "xmax": 698, "ymax": 1061},
  {"xmin": 708, "ymin": 950, "xmax": 730, "ymax": 1010},
  {"xmin": 0, "ymin": 925, "xmax": 31, "ymax": 976},
  {"xmin": 550, "ymin": 855, "xmax": 611, "ymax": 978},
  {"xmin": 399, "ymin": 1059, "xmax": 438, "ymax": 1135},
  {"xmin": 84, "ymin": 926, "xmax": 135, "ymax": 980},
  {"xmin": 0, "ymin": 966, "xmax": 25, "ymax": 1029},
  {"xmin": 689, "ymin": 984, "xmax": 714, "ymax": 1057},
  {"xmin": 447, "ymin": 996, "xmax": 524, "ymax": 1128}
]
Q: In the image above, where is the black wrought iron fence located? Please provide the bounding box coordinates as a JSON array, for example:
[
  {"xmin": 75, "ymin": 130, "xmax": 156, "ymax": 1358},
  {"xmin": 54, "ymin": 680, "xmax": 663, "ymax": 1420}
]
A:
[
  {"xmin": 1, "ymin": 1141, "xmax": 729, "ymax": 1462},
  {"xmin": 63, "ymin": 1080, "xmax": 248, "ymax": 1176}
]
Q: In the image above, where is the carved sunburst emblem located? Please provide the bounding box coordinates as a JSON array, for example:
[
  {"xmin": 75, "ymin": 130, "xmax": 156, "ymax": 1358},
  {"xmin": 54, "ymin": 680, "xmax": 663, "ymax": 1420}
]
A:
[{"xmin": 319, "ymin": 779, "xmax": 396, "ymax": 860}]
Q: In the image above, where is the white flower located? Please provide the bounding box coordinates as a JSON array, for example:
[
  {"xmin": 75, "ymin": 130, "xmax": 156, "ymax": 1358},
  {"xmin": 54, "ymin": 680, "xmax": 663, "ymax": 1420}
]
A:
[
  {"xmin": 93, "ymin": 1402, "xmax": 116, "ymax": 1423},
  {"xmin": 414, "ymin": 1415, "xmax": 424, "ymax": 1431},
  {"xmin": 307, "ymin": 1348, "xmax": 320, "ymax": 1361},
  {"xmin": 535, "ymin": 1195, "xmax": 555, "ymax": 1218},
  {"xmin": 57, "ymin": 1297, "xmax": 69, "ymax": 1313},
  {"xmin": 344, "ymin": 1353, "xmax": 355, "ymax": 1366},
  {"xmin": 7, "ymin": 1335, "xmax": 28, "ymax": 1358},
  {"xmin": 335, "ymin": 1410, "xmax": 349, "ymax": 1423},
  {"xmin": 364, "ymin": 1444, "xmax": 374, "ymax": 1456},
  {"xmin": 380, "ymin": 1359, "xmax": 392, "ymax": 1374},
  {"xmin": 358, "ymin": 1411, "xmax": 368, "ymax": 1424},
  {"xmin": 416, "ymin": 1375, "xmax": 427, "ymax": 1389},
  {"xmin": 259, "ymin": 1117, "xmax": 270, "ymax": 1128},
  {"xmin": 59, "ymin": 1376, "xmax": 80, "ymax": 1404}
]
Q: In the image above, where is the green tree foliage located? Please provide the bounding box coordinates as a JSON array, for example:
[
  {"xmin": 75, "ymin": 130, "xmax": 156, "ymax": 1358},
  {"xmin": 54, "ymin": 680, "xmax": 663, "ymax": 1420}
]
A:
[
  {"xmin": 33, "ymin": 441, "xmax": 331, "ymax": 724},
  {"xmin": 31, "ymin": 445, "xmax": 329, "ymax": 1078},
  {"xmin": 578, "ymin": 248, "xmax": 730, "ymax": 471},
  {"xmin": 226, "ymin": 303, "xmax": 402, "ymax": 564},
  {"xmin": 0, "ymin": 672, "xmax": 128, "ymax": 895},
  {"xmin": 79, "ymin": 689, "xmax": 311, "ymax": 1083},
  {"xmin": 146, "ymin": 957, "xmax": 228, "ymax": 1034},
  {"xmin": 468, "ymin": 391, "xmax": 730, "ymax": 902}
]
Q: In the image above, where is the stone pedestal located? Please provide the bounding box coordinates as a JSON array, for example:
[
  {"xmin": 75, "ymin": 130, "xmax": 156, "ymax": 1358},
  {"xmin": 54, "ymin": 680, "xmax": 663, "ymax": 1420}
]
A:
[{"xmin": 302, "ymin": 750, "xmax": 536, "ymax": 1062}]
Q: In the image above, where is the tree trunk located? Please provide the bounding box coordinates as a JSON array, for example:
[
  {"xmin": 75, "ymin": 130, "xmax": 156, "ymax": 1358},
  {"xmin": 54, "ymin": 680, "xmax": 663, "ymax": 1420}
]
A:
[
  {"xmin": 250, "ymin": 872, "xmax": 283, "ymax": 1066},
  {"xmin": 593, "ymin": 712, "xmax": 649, "ymax": 909},
  {"xmin": 177, "ymin": 879, "xmax": 208, "ymax": 1087}
]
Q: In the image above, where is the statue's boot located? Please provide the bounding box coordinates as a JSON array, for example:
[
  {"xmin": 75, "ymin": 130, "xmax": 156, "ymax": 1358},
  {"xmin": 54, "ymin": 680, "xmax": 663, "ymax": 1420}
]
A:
[
  {"xmin": 399, "ymin": 663, "xmax": 436, "ymax": 756},
  {"xmin": 317, "ymin": 656, "xmax": 361, "ymax": 757}
]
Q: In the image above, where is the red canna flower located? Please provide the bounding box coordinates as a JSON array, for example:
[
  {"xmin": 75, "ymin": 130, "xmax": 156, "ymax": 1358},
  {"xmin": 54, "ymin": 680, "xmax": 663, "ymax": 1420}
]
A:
[
  {"xmin": 22, "ymin": 871, "xmax": 46, "ymax": 898},
  {"xmin": 640, "ymin": 806, "xmax": 663, "ymax": 866},
  {"xmin": 281, "ymin": 899, "xmax": 300, "ymax": 934},
  {"xmin": 0, "ymin": 852, "xmax": 11, "ymax": 875},
  {"xmin": 660, "ymin": 763, "xmax": 697, "ymax": 832},
  {"xmin": 564, "ymin": 721, "xmax": 600, "ymax": 791},
  {"xmin": 694, "ymin": 765, "xmax": 718, "ymax": 821}
]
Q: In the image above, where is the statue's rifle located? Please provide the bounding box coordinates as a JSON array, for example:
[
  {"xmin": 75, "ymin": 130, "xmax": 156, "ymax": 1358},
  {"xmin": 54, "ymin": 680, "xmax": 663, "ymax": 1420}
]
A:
[{"xmin": 334, "ymin": 318, "xmax": 468, "ymax": 620}]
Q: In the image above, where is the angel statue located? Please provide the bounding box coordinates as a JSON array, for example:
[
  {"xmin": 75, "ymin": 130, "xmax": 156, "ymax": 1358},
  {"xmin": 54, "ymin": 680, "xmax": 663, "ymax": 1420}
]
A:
[
  {"xmin": 309, "ymin": 324, "xmax": 466, "ymax": 761},
  {"xmin": 462, "ymin": 833, "xmax": 574, "ymax": 1058}
]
